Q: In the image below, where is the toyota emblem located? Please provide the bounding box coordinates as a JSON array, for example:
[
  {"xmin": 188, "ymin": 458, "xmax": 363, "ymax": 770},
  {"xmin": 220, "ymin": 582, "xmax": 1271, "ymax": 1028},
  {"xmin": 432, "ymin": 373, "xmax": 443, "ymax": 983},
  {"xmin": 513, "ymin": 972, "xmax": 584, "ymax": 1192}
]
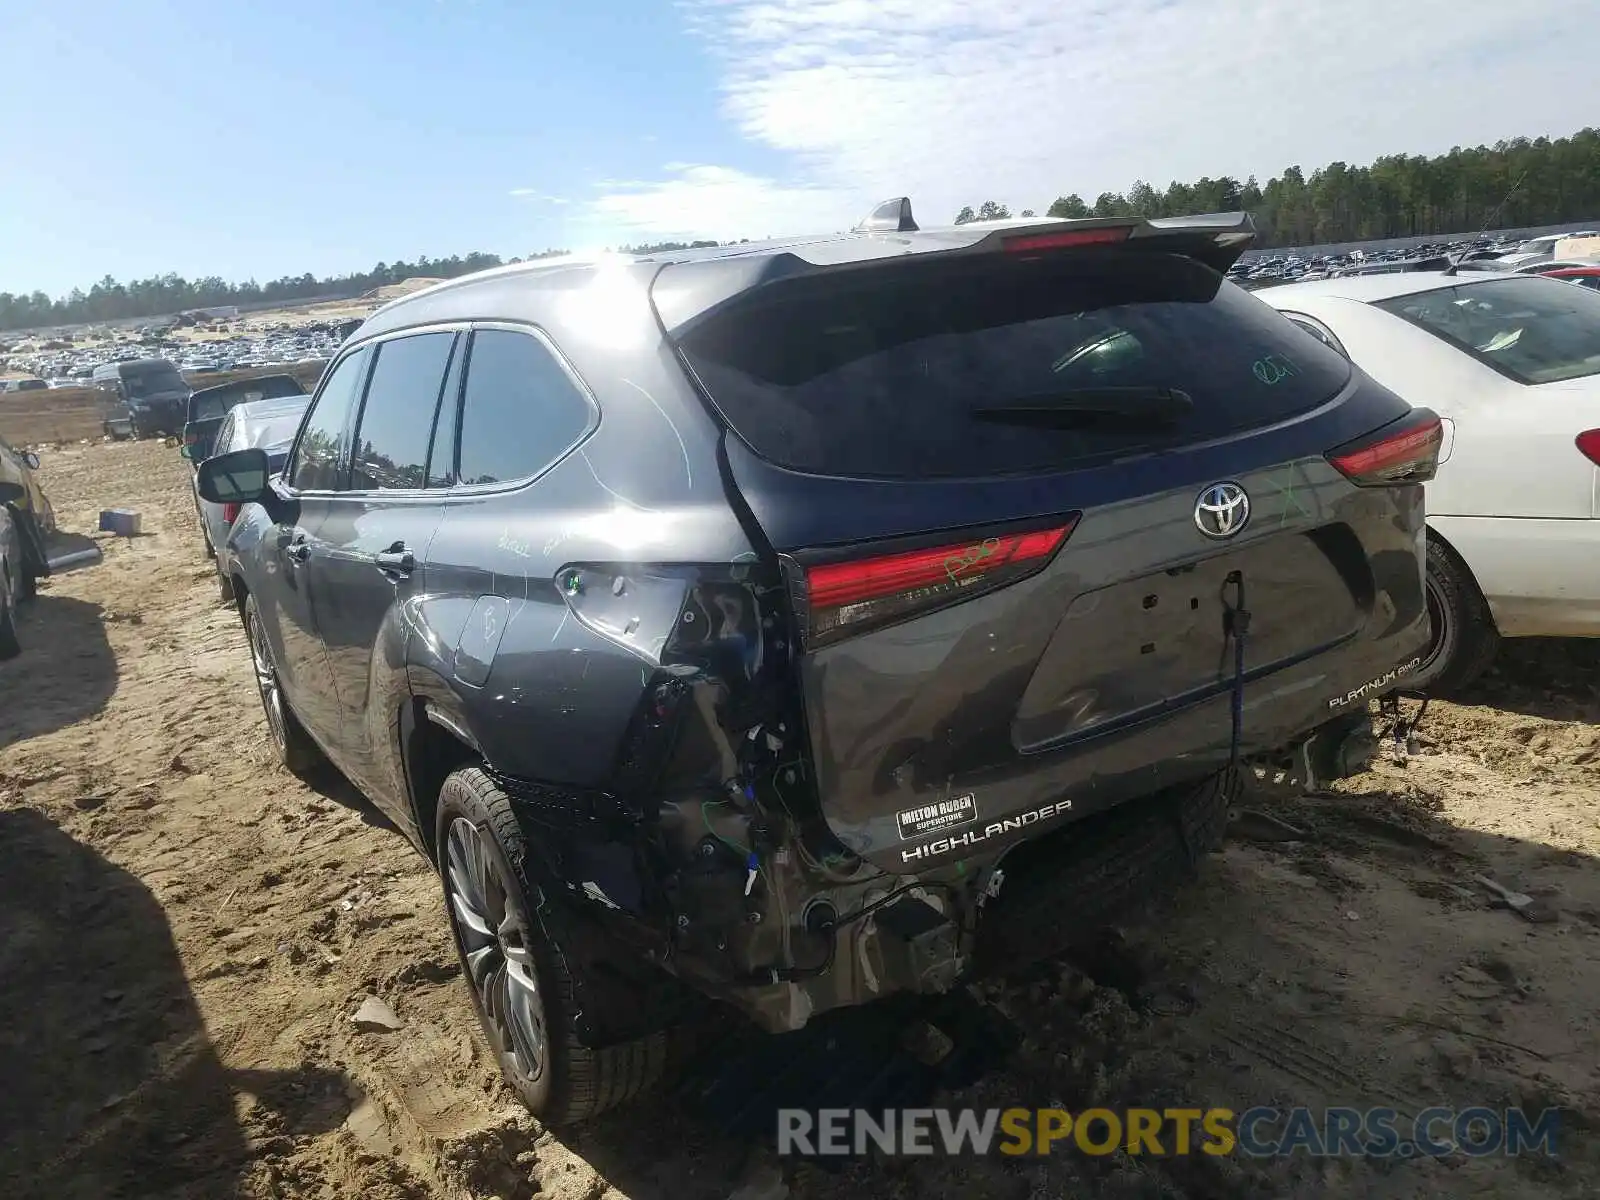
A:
[{"xmin": 1194, "ymin": 482, "xmax": 1250, "ymax": 539}]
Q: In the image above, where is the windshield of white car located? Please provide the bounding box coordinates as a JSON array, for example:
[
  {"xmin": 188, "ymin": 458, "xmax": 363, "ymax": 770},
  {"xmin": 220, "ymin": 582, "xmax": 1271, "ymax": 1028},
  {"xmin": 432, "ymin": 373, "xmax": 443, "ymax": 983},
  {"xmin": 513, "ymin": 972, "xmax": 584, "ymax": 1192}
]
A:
[{"xmin": 1375, "ymin": 276, "xmax": 1600, "ymax": 384}]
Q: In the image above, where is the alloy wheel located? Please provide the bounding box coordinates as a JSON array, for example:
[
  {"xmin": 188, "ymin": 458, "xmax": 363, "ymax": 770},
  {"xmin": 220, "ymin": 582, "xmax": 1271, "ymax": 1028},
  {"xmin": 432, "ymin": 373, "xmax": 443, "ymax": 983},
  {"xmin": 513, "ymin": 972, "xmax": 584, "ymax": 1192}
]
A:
[
  {"xmin": 248, "ymin": 612, "xmax": 289, "ymax": 752},
  {"xmin": 445, "ymin": 816, "xmax": 548, "ymax": 1083}
]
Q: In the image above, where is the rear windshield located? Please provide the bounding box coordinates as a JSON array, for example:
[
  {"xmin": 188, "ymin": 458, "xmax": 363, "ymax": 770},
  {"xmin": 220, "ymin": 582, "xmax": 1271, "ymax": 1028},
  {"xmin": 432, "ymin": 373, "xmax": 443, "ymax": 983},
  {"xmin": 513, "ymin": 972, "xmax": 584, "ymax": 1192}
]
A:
[
  {"xmin": 125, "ymin": 366, "xmax": 186, "ymax": 397},
  {"xmin": 676, "ymin": 251, "xmax": 1353, "ymax": 478},
  {"xmin": 236, "ymin": 410, "xmax": 308, "ymax": 453},
  {"xmin": 1374, "ymin": 275, "xmax": 1600, "ymax": 385},
  {"xmin": 189, "ymin": 377, "xmax": 301, "ymax": 420}
]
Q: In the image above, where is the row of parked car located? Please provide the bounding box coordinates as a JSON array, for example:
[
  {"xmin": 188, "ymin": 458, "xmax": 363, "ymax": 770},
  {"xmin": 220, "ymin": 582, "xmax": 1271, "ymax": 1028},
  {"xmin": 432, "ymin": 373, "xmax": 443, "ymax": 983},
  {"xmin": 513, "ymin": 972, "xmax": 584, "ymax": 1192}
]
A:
[
  {"xmin": 1229, "ymin": 227, "xmax": 1600, "ymax": 286},
  {"xmin": 4, "ymin": 317, "xmax": 361, "ymax": 390}
]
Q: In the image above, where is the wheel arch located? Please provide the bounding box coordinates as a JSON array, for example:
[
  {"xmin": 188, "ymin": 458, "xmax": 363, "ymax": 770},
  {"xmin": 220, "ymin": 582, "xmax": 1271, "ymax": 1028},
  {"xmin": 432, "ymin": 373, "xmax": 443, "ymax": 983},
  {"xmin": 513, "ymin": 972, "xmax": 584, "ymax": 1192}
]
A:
[
  {"xmin": 1425, "ymin": 522, "xmax": 1498, "ymax": 631},
  {"xmin": 403, "ymin": 695, "xmax": 484, "ymax": 865}
]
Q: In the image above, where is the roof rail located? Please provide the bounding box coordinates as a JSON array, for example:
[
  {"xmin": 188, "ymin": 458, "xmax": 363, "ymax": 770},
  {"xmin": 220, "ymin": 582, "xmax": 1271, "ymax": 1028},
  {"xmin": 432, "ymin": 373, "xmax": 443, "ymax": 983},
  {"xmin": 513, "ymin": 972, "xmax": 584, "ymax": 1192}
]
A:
[{"xmin": 854, "ymin": 197, "xmax": 919, "ymax": 233}]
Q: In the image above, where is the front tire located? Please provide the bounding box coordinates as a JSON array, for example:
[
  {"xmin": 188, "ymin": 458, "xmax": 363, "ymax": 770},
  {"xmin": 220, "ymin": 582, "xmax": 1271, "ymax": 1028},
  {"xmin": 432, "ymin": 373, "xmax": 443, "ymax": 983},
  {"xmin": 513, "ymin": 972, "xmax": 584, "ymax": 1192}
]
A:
[
  {"xmin": 1412, "ymin": 536, "xmax": 1499, "ymax": 697},
  {"xmin": 436, "ymin": 766, "xmax": 680, "ymax": 1125},
  {"xmin": 243, "ymin": 593, "xmax": 323, "ymax": 774}
]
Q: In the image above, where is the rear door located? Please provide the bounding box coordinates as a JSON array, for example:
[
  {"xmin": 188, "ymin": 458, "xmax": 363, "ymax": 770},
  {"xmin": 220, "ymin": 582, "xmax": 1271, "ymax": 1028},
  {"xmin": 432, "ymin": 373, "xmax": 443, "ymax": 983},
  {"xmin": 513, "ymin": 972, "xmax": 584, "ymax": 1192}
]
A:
[
  {"xmin": 305, "ymin": 329, "xmax": 458, "ymax": 817},
  {"xmin": 659, "ymin": 234, "xmax": 1424, "ymax": 866}
]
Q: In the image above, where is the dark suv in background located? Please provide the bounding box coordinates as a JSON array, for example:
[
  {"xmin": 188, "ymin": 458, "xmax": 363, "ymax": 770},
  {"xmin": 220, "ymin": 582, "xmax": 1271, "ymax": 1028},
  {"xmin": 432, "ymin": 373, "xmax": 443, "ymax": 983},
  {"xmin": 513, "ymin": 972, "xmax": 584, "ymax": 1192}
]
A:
[
  {"xmin": 92, "ymin": 358, "xmax": 191, "ymax": 439},
  {"xmin": 199, "ymin": 204, "xmax": 1439, "ymax": 1124}
]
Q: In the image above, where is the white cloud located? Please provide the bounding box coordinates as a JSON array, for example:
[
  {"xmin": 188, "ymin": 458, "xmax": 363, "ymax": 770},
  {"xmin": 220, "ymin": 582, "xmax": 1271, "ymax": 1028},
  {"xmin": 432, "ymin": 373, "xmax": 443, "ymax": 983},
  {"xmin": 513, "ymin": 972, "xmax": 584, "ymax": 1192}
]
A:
[
  {"xmin": 509, "ymin": 189, "xmax": 569, "ymax": 204},
  {"xmin": 594, "ymin": 0, "xmax": 1597, "ymax": 234},
  {"xmin": 589, "ymin": 163, "xmax": 852, "ymax": 240}
]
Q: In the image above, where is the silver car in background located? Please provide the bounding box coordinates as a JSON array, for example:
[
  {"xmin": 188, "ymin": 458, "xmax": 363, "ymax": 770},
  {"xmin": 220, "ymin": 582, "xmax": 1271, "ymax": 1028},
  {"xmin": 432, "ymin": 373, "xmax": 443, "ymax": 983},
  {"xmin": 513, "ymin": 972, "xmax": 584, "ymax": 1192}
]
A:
[{"xmin": 190, "ymin": 394, "xmax": 309, "ymax": 601}]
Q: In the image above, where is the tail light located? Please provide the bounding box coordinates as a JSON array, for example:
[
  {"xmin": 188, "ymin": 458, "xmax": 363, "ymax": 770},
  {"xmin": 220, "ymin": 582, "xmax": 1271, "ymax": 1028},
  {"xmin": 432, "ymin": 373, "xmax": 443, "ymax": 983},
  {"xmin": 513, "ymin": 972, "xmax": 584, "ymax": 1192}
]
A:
[
  {"xmin": 1327, "ymin": 409, "xmax": 1443, "ymax": 487},
  {"xmin": 1578, "ymin": 429, "xmax": 1600, "ymax": 466},
  {"xmin": 183, "ymin": 431, "xmax": 198, "ymax": 445},
  {"xmin": 800, "ymin": 519, "xmax": 1079, "ymax": 648},
  {"xmin": 1004, "ymin": 226, "xmax": 1131, "ymax": 255},
  {"xmin": 222, "ymin": 502, "xmax": 241, "ymax": 525}
]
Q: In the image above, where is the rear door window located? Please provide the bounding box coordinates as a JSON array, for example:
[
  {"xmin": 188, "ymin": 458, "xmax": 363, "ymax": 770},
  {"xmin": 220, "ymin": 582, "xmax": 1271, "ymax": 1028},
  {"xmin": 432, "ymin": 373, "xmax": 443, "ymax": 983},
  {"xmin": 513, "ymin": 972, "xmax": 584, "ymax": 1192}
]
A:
[
  {"xmin": 348, "ymin": 332, "xmax": 457, "ymax": 491},
  {"xmin": 455, "ymin": 328, "xmax": 593, "ymax": 486},
  {"xmin": 676, "ymin": 251, "xmax": 1354, "ymax": 479}
]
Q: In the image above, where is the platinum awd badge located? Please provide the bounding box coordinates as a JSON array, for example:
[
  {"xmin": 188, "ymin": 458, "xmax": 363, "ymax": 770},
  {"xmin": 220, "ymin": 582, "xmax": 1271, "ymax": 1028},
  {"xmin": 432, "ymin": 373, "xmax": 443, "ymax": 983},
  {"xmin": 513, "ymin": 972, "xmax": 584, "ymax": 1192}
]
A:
[{"xmin": 1328, "ymin": 657, "xmax": 1422, "ymax": 709}]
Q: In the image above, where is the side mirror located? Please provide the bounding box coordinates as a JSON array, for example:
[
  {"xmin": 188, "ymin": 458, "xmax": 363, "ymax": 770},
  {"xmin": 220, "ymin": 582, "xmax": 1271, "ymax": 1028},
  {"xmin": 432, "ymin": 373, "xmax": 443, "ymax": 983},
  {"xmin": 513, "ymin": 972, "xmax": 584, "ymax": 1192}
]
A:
[
  {"xmin": 21, "ymin": 451, "xmax": 40, "ymax": 470},
  {"xmin": 196, "ymin": 447, "xmax": 272, "ymax": 506},
  {"xmin": 0, "ymin": 481, "xmax": 25, "ymax": 505}
]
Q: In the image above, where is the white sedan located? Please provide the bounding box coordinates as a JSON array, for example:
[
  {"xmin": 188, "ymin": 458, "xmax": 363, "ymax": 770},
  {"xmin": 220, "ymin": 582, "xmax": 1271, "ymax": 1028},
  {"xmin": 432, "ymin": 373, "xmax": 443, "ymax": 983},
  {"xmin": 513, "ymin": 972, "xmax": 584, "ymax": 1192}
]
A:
[{"xmin": 1260, "ymin": 271, "xmax": 1600, "ymax": 694}]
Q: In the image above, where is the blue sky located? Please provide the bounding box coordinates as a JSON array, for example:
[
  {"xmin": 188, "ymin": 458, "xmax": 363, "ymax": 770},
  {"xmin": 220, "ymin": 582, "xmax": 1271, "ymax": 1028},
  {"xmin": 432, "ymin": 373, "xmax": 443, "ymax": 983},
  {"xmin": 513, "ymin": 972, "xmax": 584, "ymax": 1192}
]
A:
[{"xmin": 2, "ymin": 0, "xmax": 1596, "ymax": 297}]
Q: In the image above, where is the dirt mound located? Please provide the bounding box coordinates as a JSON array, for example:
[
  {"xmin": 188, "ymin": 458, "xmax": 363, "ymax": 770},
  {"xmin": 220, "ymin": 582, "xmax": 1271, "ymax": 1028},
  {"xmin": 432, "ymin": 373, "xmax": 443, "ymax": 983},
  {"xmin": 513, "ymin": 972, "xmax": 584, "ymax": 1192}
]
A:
[
  {"xmin": 1, "ymin": 439, "xmax": 1597, "ymax": 1198},
  {"xmin": 0, "ymin": 387, "xmax": 108, "ymax": 444},
  {"xmin": 360, "ymin": 278, "xmax": 446, "ymax": 304}
]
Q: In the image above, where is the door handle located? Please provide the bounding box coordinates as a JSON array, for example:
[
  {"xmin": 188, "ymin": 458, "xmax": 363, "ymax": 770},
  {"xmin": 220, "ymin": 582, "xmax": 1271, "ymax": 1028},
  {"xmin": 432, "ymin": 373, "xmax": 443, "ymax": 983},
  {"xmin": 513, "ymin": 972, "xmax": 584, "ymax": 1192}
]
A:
[{"xmin": 374, "ymin": 543, "xmax": 415, "ymax": 576}]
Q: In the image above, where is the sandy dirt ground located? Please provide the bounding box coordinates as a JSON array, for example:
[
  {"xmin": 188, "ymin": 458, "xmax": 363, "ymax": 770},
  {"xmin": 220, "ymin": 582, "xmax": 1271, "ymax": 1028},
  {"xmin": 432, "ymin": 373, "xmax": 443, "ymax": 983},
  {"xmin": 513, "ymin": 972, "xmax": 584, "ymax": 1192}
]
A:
[{"xmin": 2, "ymin": 440, "xmax": 1598, "ymax": 1199}]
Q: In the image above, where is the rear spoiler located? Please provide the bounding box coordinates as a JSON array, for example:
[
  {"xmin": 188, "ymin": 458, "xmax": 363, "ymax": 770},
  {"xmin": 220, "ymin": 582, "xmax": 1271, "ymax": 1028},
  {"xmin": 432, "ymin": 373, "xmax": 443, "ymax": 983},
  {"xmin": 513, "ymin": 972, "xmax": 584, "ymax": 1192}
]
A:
[
  {"xmin": 652, "ymin": 210, "xmax": 1258, "ymax": 335},
  {"xmin": 966, "ymin": 211, "xmax": 1255, "ymax": 270}
]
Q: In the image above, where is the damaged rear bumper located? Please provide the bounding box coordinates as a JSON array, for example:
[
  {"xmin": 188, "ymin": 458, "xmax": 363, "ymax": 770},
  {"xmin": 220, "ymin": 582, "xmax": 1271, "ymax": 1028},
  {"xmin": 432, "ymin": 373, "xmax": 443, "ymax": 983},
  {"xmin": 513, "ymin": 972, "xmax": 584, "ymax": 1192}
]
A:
[{"xmin": 688, "ymin": 770, "xmax": 1235, "ymax": 1034}]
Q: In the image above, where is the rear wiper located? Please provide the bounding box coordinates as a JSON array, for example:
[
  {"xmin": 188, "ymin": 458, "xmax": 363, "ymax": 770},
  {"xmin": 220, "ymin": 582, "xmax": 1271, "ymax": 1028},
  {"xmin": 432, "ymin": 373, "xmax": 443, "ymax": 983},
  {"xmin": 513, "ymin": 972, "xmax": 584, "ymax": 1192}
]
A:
[{"xmin": 972, "ymin": 386, "xmax": 1194, "ymax": 428}]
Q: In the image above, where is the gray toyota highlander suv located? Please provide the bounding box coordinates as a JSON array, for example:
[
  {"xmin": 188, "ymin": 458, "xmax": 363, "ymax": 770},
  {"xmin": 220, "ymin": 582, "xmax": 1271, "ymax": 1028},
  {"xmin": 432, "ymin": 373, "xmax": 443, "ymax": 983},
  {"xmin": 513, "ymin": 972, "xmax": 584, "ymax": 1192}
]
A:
[{"xmin": 198, "ymin": 202, "xmax": 1439, "ymax": 1123}]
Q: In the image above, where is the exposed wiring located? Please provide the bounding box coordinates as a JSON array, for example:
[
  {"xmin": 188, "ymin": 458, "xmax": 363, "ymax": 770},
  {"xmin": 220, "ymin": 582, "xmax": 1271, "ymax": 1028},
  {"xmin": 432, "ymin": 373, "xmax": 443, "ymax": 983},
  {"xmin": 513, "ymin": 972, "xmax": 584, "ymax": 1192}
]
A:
[
  {"xmin": 700, "ymin": 798, "xmax": 751, "ymax": 856},
  {"xmin": 731, "ymin": 930, "xmax": 834, "ymax": 984},
  {"xmin": 1377, "ymin": 692, "xmax": 1430, "ymax": 748},
  {"xmin": 752, "ymin": 764, "xmax": 870, "ymax": 881},
  {"xmin": 836, "ymin": 880, "xmax": 961, "ymax": 929},
  {"xmin": 794, "ymin": 830, "xmax": 870, "ymax": 882}
]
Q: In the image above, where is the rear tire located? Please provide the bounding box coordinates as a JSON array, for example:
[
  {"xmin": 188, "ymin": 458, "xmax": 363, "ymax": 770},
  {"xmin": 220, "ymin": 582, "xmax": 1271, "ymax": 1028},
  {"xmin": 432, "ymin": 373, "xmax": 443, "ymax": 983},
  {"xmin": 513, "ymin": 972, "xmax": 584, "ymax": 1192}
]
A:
[
  {"xmin": 436, "ymin": 766, "xmax": 684, "ymax": 1125},
  {"xmin": 1412, "ymin": 535, "xmax": 1499, "ymax": 697},
  {"xmin": 243, "ymin": 593, "xmax": 323, "ymax": 775}
]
